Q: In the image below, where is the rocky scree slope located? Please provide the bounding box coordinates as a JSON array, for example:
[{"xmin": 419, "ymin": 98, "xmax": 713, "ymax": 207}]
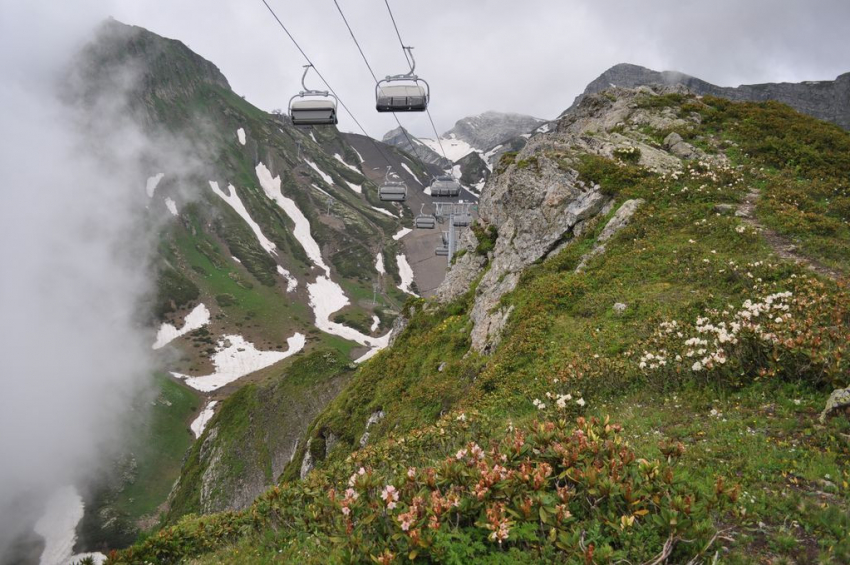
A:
[
  {"xmin": 567, "ymin": 62, "xmax": 850, "ymax": 130},
  {"xmin": 113, "ymin": 84, "xmax": 850, "ymax": 563}
]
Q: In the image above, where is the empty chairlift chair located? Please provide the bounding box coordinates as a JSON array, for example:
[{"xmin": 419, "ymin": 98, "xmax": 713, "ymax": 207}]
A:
[
  {"xmin": 429, "ymin": 175, "xmax": 461, "ymax": 198},
  {"xmin": 289, "ymin": 65, "xmax": 338, "ymax": 126},
  {"xmin": 452, "ymin": 211, "xmax": 472, "ymax": 227},
  {"xmin": 414, "ymin": 204, "xmax": 436, "ymax": 229},
  {"xmin": 379, "ymin": 168, "xmax": 407, "ymax": 202},
  {"xmin": 376, "ymin": 47, "xmax": 430, "ymax": 113}
]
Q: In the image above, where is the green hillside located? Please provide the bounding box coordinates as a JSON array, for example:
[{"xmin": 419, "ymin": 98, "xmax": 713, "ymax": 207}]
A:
[{"xmin": 105, "ymin": 90, "xmax": 849, "ymax": 564}]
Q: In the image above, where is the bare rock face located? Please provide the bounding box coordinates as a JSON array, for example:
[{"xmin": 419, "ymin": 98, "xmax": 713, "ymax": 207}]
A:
[
  {"xmin": 435, "ymin": 85, "xmax": 722, "ymax": 353},
  {"xmin": 566, "ymin": 63, "xmax": 850, "ymax": 131}
]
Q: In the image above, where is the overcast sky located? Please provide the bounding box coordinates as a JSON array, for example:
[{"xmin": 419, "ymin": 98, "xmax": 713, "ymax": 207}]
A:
[{"xmin": 89, "ymin": 0, "xmax": 850, "ymax": 139}]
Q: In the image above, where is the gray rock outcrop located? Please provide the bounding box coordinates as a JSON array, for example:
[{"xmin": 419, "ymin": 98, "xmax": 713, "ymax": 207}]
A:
[{"xmin": 565, "ymin": 63, "xmax": 850, "ymax": 131}]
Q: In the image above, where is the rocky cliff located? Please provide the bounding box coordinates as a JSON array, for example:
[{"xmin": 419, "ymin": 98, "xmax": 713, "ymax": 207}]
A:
[{"xmin": 566, "ymin": 63, "xmax": 850, "ymax": 130}]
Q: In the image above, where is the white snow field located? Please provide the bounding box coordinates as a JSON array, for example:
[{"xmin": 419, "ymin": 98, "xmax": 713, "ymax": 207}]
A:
[
  {"xmin": 392, "ymin": 227, "xmax": 412, "ymax": 241},
  {"xmin": 370, "ymin": 205, "xmax": 397, "ymax": 218},
  {"xmin": 396, "ymin": 254, "xmax": 417, "ymax": 296},
  {"xmin": 152, "ymin": 303, "xmax": 211, "ymax": 350},
  {"xmin": 334, "ymin": 153, "xmax": 360, "ymax": 174},
  {"xmin": 175, "ymin": 333, "xmax": 306, "ymax": 392},
  {"xmin": 190, "ymin": 400, "xmax": 219, "ymax": 438},
  {"xmin": 256, "ymin": 163, "xmax": 329, "ymax": 275},
  {"xmin": 308, "ymin": 276, "xmax": 390, "ymax": 350},
  {"xmin": 164, "ymin": 197, "xmax": 178, "ymax": 216},
  {"xmin": 35, "ymin": 486, "xmax": 107, "ymax": 565},
  {"xmin": 145, "ymin": 173, "xmax": 164, "ymax": 198},
  {"xmin": 277, "ymin": 265, "xmax": 298, "ymax": 292},
  {"xmin": 375, "ymin": 252, "xmax": 385, "ymax": 275},
  {"xmin": 237, "ymin": 128, "xmax": 246, "ymax": 145},
  {"xmin": 420, "ymin": 135, "xmax": 475, "ymax": 161},
  {"xmin": 209, "ymin": 181, "xmax": 277, "ymax": 255},
  {"xmin": 400, "ymin": 162, "xmax": 422, "ymax": 184},
  {"xmin": 305, "ymin": 159, "xmax": 334, "ymax": 186}
]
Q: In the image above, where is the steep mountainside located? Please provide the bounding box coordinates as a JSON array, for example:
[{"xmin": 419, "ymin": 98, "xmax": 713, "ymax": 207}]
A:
[
  {"xmin": 566, "ymin": 63, "xmax": 850, "ymax": 130},
  {"xmin": 62, "ymin": 19, "xmax": 457, "ymax": 548},
  {"xmin": 444, "ymin": 111, "xmax": 546, "ymax": 152},
  {"xmin": 116, "ymin": 85, "xmax": 850, "ymax": 563}
]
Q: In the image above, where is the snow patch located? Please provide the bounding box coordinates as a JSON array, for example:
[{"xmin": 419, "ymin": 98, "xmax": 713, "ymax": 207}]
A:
[
  {"xmin": 396, "ymin": 254, "xmax": 417, "ymax": 296},
  {"xmin": 164, "ymin": 197, "xmax": 178, "ymax": 216},
  {"xmin": 190, "ymin": 401, "xmax": 218, "ymax": 438},
  {"xmin": 419, "ymin": 137, "xmax": 475, "ymax": 161},
  {"xmin": 256, "ymin": 163, "xmax": 329, "ymax": 275},
  {"xmin": 351, "ymin": 146, "xmax": 364, "ymax": 163},
  {"xmin": 174, "ymin": 333, "xmax": 305, "ymax": 392},
  {"xmin": 371, "ymin": 315, "xmax": 380, "ymax": 332},
  {"xmin": 311, "ymin": 183, "xmax": 333, "ymax": 199},
  {"xmin": 153, "ymin": 303, "xmax": 211, "ymax": 350},
  {"xmin": 345, "ymin": 180, "xmax": 363, "ymax": 194},
  {"xmin": 371, "ymin": 205, "xmax": 397, "ymax": 218},
  {"xmin": 392, "ymin": 227, "xmax": 412, "ymax": 241},
  {"xmin": 35, "ymin": 486, "xmax": 106, "ymax": 565},
  {"xmin": 451, "ymin": 165, "xmax": 462, "ymax": 179},
  {"xmin": 145, "ymin": 173, "xmax": 164, "ymax": 198},
  {"xmin": 401, "ymin": 162, "xmax": 422, "ymax": 185},
  {"xmin": 309, "ymin": 131, "xmax": 317, "ymax": 143},
  {"xmin": 334, "ymin": 153, "xmax": 360, "ymax": 174},
  {"xmin": 232, "ymin": 256, "xmax": 242, "ymax": 263},
  {"xmin": 277, "ymin": 265, "xmax": 298, "ymax": 292},
  {"xmin": 308, "ymin": 276, "xmax": 390, "ymax": 349},
  {"xmin": 536, "ymin": 123, "xmax": 550, "ymax": 134},
  {"xmin": 305, "ymin": 159, "xmax": 333, "ymax": 186},
  {"xmin": 210, "ymin": 181, "xmax": 277, "ymax": 255},
  {"xmin": 375, "ymin": 253, "xmax": 385, "ymax": 275},
  {"xmin": 237, "ymin": 128, "xmax": 246, "ymax": 145}
]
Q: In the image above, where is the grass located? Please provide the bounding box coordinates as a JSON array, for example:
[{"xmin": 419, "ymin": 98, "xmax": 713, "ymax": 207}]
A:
[{"xmin": 113, "ymin": 94, "xmax": 850, "ymax": 563}]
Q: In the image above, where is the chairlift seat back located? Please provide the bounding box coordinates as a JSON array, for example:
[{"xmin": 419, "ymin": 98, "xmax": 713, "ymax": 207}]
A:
[
  {"xmin": 290, "ymin": 98, "xmax": 337, "ymax": 126},
  {"xmin": 376, "ymin": 83, "xmax": 429, "ymax": 112}
]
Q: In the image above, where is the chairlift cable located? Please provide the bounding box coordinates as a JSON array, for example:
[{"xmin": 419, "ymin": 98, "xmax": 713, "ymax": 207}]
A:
[
  {"xmin": 258, "ymin": 0, "xmax": 396, "ymax": 168},
  {"xmin": 382, "ymin": 0, "xmax": 449, "ymax": 162},
  {"xmin": 331, "ymin": 0, "xmax": 437, "ymax": 180}
]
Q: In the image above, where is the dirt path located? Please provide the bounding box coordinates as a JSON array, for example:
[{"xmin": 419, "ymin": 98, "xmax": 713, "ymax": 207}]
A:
[{"xmin": 736, "ymin": 188, "xmax": 842, "ymax": 280}]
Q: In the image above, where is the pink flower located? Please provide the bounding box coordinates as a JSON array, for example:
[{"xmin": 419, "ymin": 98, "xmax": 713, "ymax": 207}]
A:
[
  {"xmin": 407, "ymin": 467, "xmax": 416, "ymax": 479},
  {"xmin": 381, "ymin": 485, "xmax": 399, "ymax": 509}
]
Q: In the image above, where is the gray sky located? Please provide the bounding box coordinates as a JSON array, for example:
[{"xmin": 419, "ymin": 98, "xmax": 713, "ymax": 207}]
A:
[{"xmin": 101, "ymin": 0, "xmax": 850, "ymax": 138}]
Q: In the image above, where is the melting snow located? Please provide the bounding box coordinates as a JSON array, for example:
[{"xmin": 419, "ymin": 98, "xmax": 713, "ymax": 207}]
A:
[
  {"xmin": 451, "ymin": 165, "xmax": 462, "ymax": 179},
  {"xmin": 420, "ymin": 137, "xmax": 475, "ymax": 161},
  {"xmin": 345, "ymin": 180, "xmax": 363, "ymax": 194},
  {"xmin": 401, "ymin": 163, "xmax": 422, "ymax": 185},
  {"xmin": 371, "ymin": 205, "xmax": 397, "ymax": 218},
  {"xmin": 396, "ymin": 254, "xmax": 417, "ymax": 296},
  {"xmin": 351, "ymin": 146, "xmax": 364, "ymax": 163},
  {"xmin": 334, "ymin": 153, "xmax": 361, "ymax": 174},
  {"xmin": 277, "ymin": 265, "xmax": 298, "ymax": 292},
  {"xmin": 210, "ymin": 181, "xmax": 277, "ymax": 255},
  {"xmin": 305, "ymin": 159, "xmax": 333, "ymax": 186},
  {"xmin": 308, "ymin": 276, "xmax": 390, "ymax": 350},
  {"xmin": 371, "ymin": 315, "xmax": 380, "ymax": 332},
  {"xmin": 521, "ymin": 133, "xmax": 531, "ymax": 139},
  {"xmin": 311, "ymin": 183, "xmax": 333, "ymax": 199},
  {"xmin": 375, "ymin": 252, "xmax": 385, "ymax": 275},
  {"xmin": 232, "ymin": 256, "xmax": 242, "ymax": 263},
  {"xmin": 309, "ymin": 131, "xmax": 317, "ymax": 143},
  {"xmin": 190, "ymin": 401, "xmax": 218, "ymax": 438},
  {"xmin": 145, "ymin": 173, "xmax": 164, "ymax": 198},
  {"xmin": 175, "ymin": 333, "xmax": 306, "ymax": 392},
  {"xmin": 237, "ymin": 128, "xmax": 246, "ymax": 146},
  {"xmin": 393, "ymin": 227, "xmax": 412, "ymax": 241},
  {"xmin": 153, "ymin": 303, "xmax": 211, "ymax": 350},
  {"xmin": 256, "ymin": 163, "xmax": 329, "ymax": 275},
  {"xmin": 164, "ymin": 197, "xmax": 178, "ymax": 216},
  {"xmin": 536, "ymin": 123, "xmax": 550, "ymax": 134},
  {"xmin": 35, "ymin": 486, "xmax": 106, "ymax": 565}
]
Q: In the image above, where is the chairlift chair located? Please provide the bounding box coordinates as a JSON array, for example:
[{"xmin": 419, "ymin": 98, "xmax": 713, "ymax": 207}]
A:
[
  {"xmin": 452, "ymin": 212, "xmax": 472, "ymax": 227},
  {"xmin": 289, "ymin": 65, "xmax": 338, "ymax": 126},
  {"xmin": 429, "ymin": 175, "xmax": 461, "ymax": 198},
  {"xmin": 376, "ymin": 47, "xmax": 430, "ymax": 112},
  {"xmin": 414, "ymin": 204, "xmax": 436, "ymax": 229},
  {"xmin": 435, "ymin": 246, "xmax": 449, "ymax": 257},
  {"xmin": 379, "ymin": 167, "xmax": 407, "ymax": 202}
]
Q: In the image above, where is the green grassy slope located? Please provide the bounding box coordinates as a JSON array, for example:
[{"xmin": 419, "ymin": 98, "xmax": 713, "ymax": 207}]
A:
[{"xmin": 109, "ymin": 95, "xmax": 849, "ymax": 563}]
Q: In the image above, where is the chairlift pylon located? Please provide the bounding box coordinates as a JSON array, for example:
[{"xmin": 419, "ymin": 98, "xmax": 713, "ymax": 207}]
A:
[
  {"xmin": 289, "ymin": 65, "xmax": 338, "ymax": 126},
  {"xmin": 379, "ymin": 166, "xmax": 407, "ymax": 202},
  {"xmin": 376, "ymin": 47, "xmax": 430, "ymax": 113}
]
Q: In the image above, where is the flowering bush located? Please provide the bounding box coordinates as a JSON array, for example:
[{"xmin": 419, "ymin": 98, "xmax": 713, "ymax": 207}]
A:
[{"xmin": 633, "ymin": 275, "xmax": 850, "ymax": 389}]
